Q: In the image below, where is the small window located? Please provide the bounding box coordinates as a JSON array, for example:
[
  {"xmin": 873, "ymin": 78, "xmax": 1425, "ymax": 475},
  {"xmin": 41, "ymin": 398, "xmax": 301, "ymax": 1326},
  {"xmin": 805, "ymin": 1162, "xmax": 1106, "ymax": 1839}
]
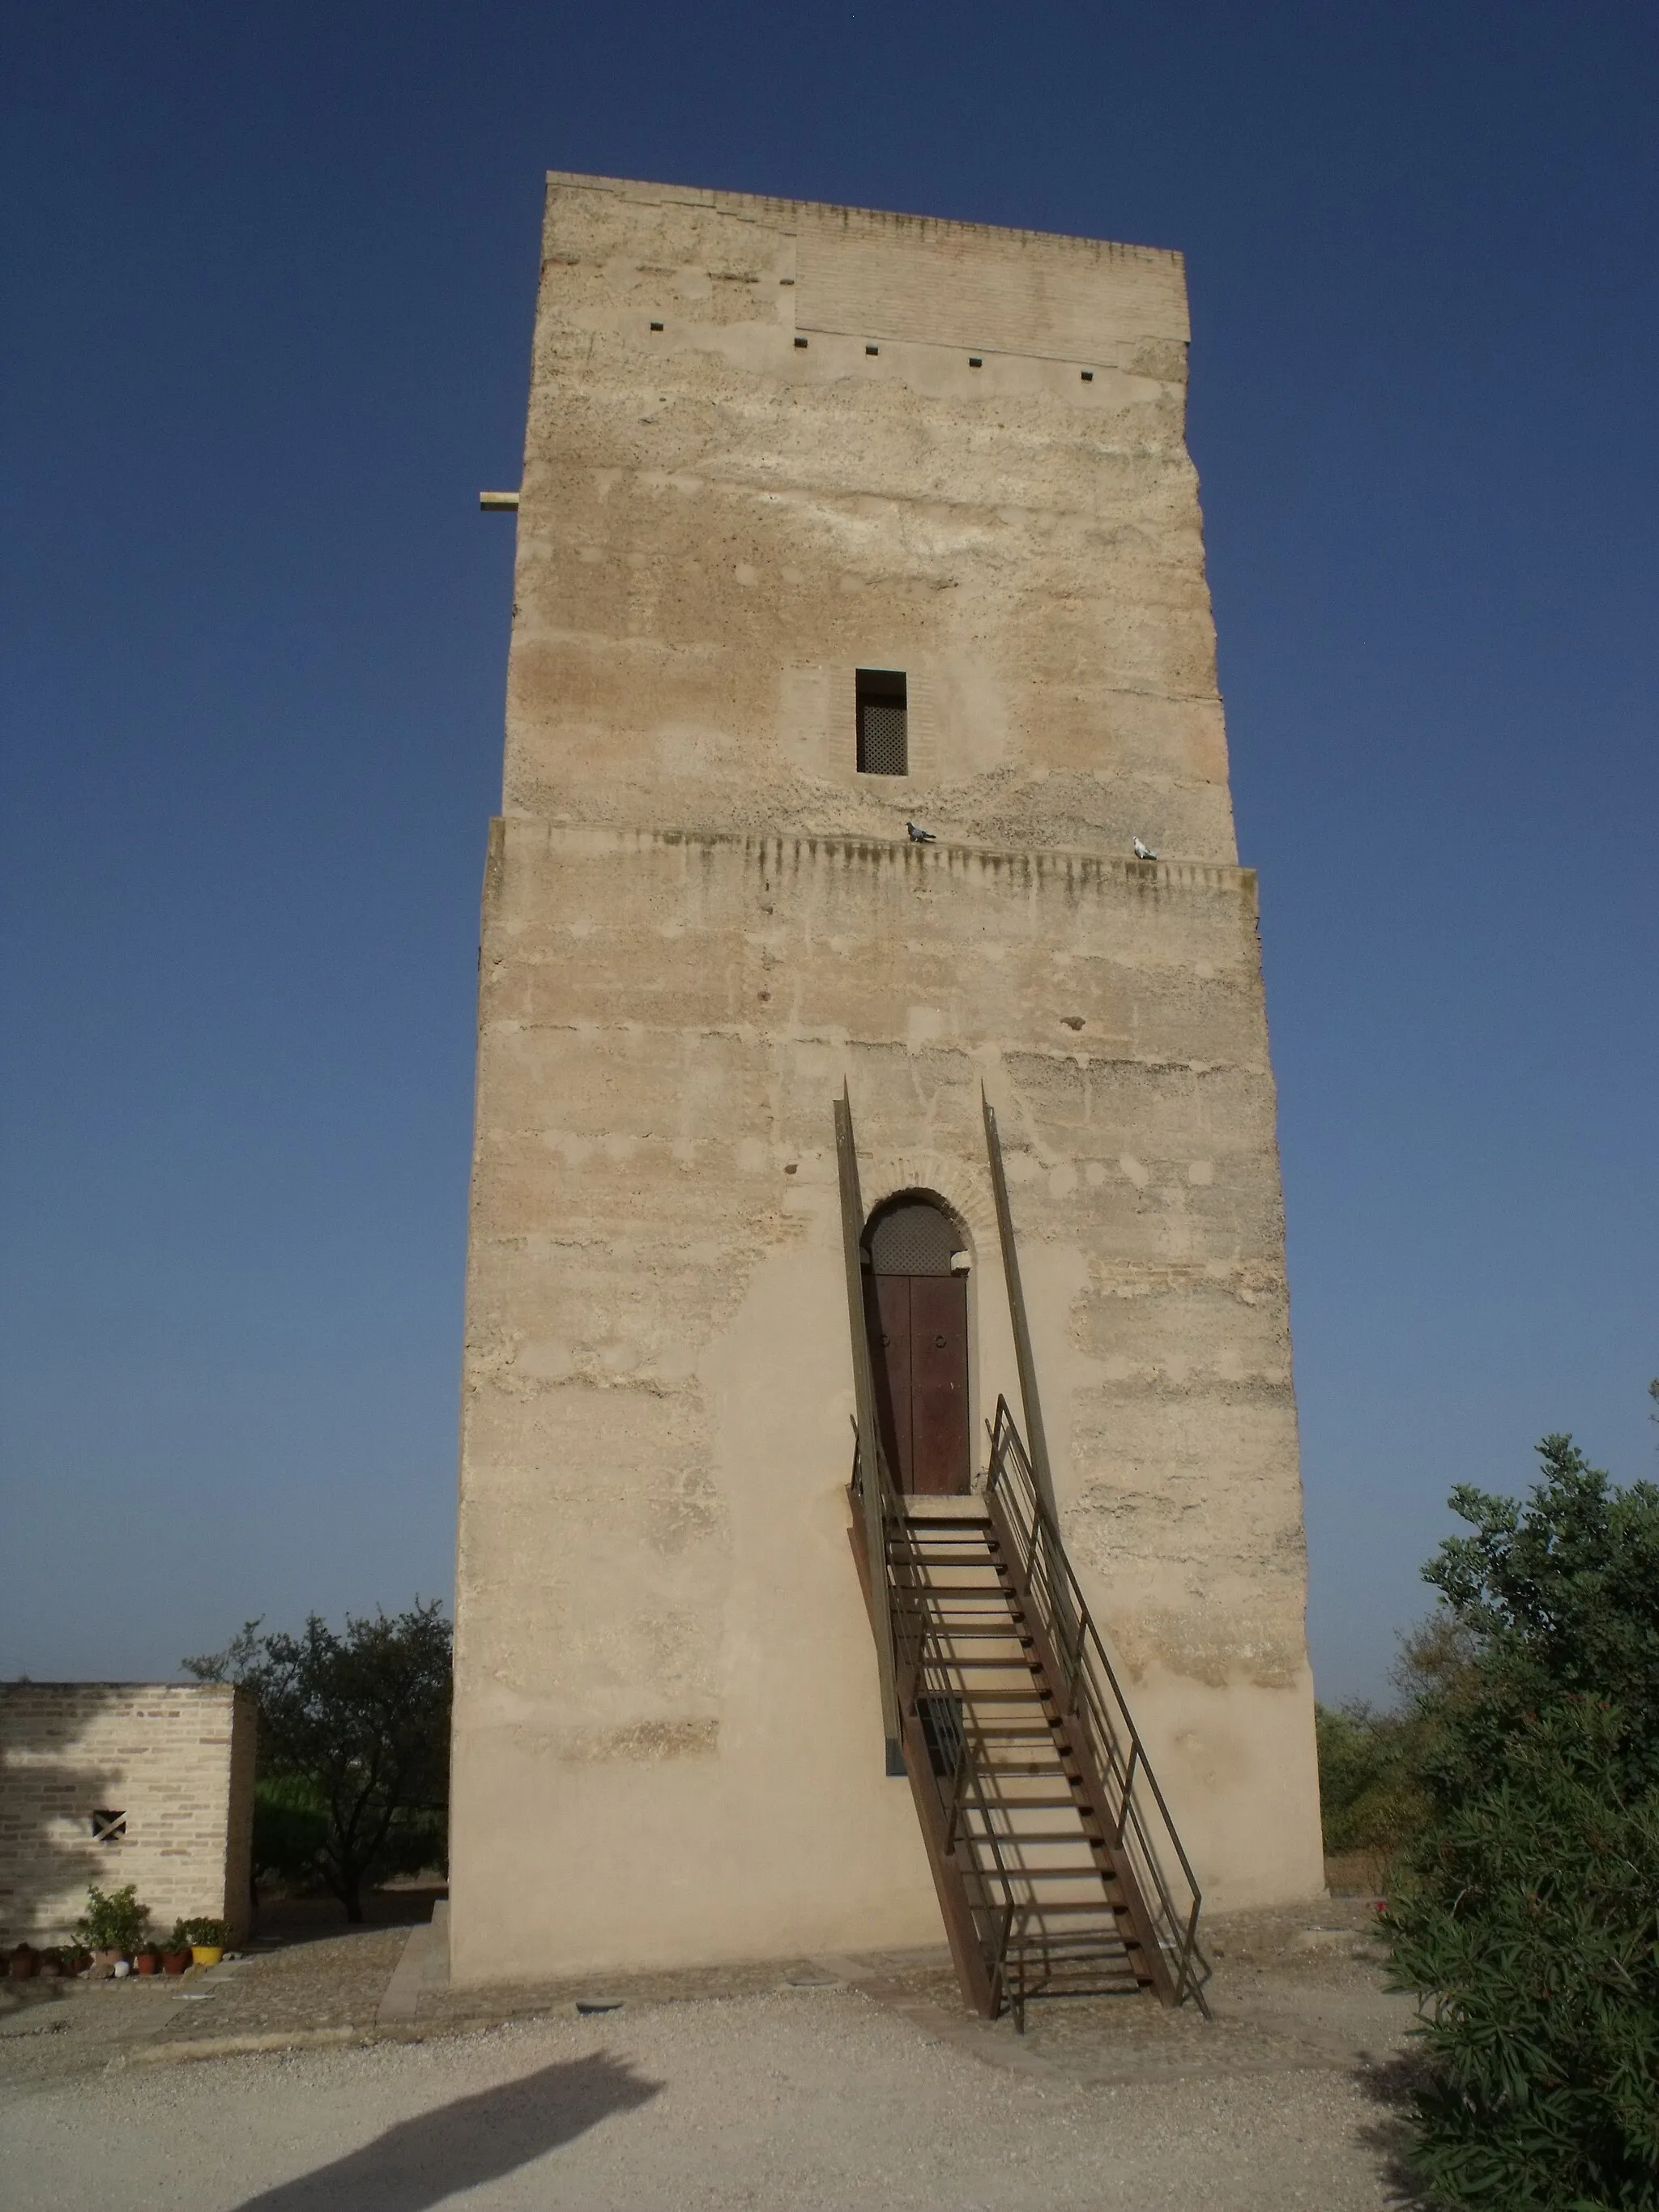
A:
[
  {"xmin": 649, "ymin": 321, "xmax": 664, "ymax": 332},
  {"xmin": 91, "ymin": 1809, "xmax": 126, "ymax": 1845},
  {"xmin": 856, "ymin": 669, "xmax": 908, "ymax": 775},
  {"xmin": 794, "ymin": 336, "xmax": 809, "ymax": 349}
]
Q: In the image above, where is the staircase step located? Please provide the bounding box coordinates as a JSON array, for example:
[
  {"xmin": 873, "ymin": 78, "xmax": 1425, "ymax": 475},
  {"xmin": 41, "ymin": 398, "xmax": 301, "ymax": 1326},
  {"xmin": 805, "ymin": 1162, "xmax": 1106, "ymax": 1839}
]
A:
[
  {"xmin": 959, "ymin": 1828, "xmax": 1107, "ymax": 1845},
  {"xmin": 959, "ymin": 1721, "xmax": 1057, "ymax": 1736},
  {"xmin": 952, "ymin": 1686, "xmax": 1051, "ymax": 1702},
  {"xmin": 969, "ymin": 1865, "xmax": 1108, "ymax": 1882},
  {"xmin": 963, "ymin": 1794, "xmax": 1097, "ymax": 1810},
  {"xmin": 993, "ymin": 1901, "xmax": 1128, "ymax": 1917},
  {"xmin": 975, "ymin": 1767, "xmax": 1094, "ymax": 1787},
  {"xmin": 892, "ymin": 1584, "xmax": 1013, "ymax": 1598},
  {"xmin": 895, "ymin": 1622, "xmax": 1030, "ymax": 1635},
  {"xmin": 972, "ymin": 1775, "xmax": 1080, "ymax": 1787}
]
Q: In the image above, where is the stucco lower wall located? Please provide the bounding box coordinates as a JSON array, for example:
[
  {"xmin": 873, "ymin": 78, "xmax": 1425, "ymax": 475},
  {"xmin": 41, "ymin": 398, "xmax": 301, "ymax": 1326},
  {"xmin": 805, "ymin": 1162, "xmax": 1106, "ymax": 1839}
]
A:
[{"xmin": 0, "ymin": 1683, "xmax": 257, "ymax": 1945}]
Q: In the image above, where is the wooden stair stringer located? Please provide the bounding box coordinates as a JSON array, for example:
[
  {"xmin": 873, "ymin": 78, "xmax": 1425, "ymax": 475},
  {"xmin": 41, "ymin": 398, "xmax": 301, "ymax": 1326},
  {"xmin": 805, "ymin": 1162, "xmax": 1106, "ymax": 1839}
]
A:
[
  {"xmin": 846, "ymin": 1517, "xmax": 999, "ymax": 2019},
  {"xmin": 983, "ymin": 1488, "xmax": 1179, "ymax": 2006}
]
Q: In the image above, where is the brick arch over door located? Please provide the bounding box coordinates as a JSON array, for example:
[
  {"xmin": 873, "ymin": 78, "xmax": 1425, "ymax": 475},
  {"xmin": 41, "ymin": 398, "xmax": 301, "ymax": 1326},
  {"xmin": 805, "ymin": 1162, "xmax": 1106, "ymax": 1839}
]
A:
[{"xmin": 862, "ymin": 1192, "xmax": 971, "ymax": 1497}]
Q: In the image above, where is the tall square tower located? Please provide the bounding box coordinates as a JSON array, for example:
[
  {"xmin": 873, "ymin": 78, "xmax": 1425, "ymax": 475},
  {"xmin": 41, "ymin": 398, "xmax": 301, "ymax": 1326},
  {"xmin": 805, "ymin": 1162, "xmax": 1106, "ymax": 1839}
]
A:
[{"xmin": 451, "ymin": 173, "xmax": 1324, "ymax": 1988}]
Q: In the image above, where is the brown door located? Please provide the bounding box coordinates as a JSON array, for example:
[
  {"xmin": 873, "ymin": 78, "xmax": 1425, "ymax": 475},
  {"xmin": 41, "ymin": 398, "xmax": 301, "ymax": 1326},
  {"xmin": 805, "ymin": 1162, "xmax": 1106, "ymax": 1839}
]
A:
[{"xmin": 864, "ymin": 1272, "xmax": 970, "ymax": 1495}]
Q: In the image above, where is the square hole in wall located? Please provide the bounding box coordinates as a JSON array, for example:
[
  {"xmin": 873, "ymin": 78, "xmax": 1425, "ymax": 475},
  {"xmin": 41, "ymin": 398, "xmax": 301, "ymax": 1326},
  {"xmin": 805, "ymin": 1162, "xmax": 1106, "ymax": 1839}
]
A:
[
  {"xmin": 794, "ymin": 336, "xmax": 808, "ymax": 348},
  {"xmin": 856, "ymin": 669, "xmax": 908, "ymax": 774},
  {"xmin": 91, "ymin": 1809, "xmax": 126, "ymax": 1845},
  {"xmin": 968, "ymin": 356, "xmax": 983, "ymax": 368},
  {"xmin": 649, "ymin": 321, "xmax": 664, "ymax": 332},
  {"xmin": 1080, "ymin": 369, "xmax": 1094, "ymax": 381},
  {"xmin": 865, "ymin": 344, "xmax": 879, "ymax": 356}
]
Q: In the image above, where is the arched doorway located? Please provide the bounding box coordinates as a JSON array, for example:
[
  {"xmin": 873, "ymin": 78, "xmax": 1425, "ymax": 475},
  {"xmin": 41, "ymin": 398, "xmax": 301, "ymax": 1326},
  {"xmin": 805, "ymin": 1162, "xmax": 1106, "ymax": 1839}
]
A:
[{"xmin": 862, "ymin": 1195, "xmax": 971, "ymax": 1495}]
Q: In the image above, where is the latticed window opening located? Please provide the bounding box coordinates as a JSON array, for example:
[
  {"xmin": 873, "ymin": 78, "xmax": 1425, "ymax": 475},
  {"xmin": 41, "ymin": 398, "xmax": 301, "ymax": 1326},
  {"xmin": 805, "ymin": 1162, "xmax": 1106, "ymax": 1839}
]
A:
[
  {"xmin": 856, "ymin": 668, "xmax": 908, "ymax": 774},
  {"xmin": 90, "ymin": 1809, "xmax": 126, "ymax": 1845},
  {"xmin": 865, "ymin": 1197, "xmax": 961, "ymax": 1275}
]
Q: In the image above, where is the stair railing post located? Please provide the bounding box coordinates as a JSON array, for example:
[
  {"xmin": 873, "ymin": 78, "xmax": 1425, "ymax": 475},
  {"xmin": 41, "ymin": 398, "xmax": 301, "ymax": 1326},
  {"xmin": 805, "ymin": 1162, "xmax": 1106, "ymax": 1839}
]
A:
[
  {"xmin": 981, "ymin": 1090, "xmax": 1060, "ymax": 1525},
  {"xmin": 834, "ymin": 1085, "xmax": 905, "ymax": 1775}
]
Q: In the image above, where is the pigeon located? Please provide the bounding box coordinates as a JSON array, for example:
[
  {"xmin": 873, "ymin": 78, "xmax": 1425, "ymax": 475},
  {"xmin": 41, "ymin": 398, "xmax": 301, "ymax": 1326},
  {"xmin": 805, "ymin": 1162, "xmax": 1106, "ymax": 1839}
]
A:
[
  {"xmin": 1132, "ymin": 837, "xmax": 1159, "ymax": 862},
  {"xmin": 906, "ymin": 820, "xmax": 937, "ymax": 843}
]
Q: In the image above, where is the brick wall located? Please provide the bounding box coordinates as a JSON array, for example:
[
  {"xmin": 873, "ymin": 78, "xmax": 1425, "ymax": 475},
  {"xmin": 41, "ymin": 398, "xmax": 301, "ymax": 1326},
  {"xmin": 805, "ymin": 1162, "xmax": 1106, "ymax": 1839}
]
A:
[{"xmin": 0, "ymin": 1683, "xmax": 256, "ymax": 1945}]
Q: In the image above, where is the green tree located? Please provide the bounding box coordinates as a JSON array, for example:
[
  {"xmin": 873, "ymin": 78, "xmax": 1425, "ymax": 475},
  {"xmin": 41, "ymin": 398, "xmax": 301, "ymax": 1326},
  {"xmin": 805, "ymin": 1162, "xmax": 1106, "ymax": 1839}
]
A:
[
  {"xmin": 186, "ymin": 1601, "xmax": 451, "ymax": 1922},
  {"xmin": 1316, "ymin": 1617, "xmax": 1478, "ymax": 1858},
  {"xmin": 1384, "ymin": 1438, "xmax": 1659, "ymax": 2210}
]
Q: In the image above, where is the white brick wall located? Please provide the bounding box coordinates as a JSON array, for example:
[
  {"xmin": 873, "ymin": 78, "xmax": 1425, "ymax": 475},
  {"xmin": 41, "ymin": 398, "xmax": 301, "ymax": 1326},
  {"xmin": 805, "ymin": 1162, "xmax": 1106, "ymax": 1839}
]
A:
[{"xmin": 0, "ymin": 1683, "xmax": 256, "ymax": 1945}]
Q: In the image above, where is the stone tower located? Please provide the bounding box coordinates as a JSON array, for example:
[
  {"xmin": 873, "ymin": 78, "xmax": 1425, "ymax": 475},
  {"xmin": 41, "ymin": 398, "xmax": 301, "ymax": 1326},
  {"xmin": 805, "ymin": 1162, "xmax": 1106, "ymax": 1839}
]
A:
[{"xmin": 450, "ymin": 173, "xmax": 1324, "ymax": 1988}]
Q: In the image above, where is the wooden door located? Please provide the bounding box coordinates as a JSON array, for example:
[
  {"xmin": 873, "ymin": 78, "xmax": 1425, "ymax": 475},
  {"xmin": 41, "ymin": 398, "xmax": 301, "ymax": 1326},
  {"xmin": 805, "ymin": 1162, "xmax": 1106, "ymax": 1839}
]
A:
[
  {"xmin": 864, "ymin": 1272, "xmax": 970, "ymax": 1495},
  {"xmin": 909, "ymin": 1275, "xmax": 970, "ymax": 1494}
]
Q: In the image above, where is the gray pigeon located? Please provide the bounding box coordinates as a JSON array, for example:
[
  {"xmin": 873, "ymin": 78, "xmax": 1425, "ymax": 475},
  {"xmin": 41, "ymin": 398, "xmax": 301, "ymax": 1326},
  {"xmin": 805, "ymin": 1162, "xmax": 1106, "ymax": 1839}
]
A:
[
  {"xmin": 1132, "ymin": 837, "xmax": 1159, "ymax": 861},
  {"xmin": 906, "ymin": 820, "xmax": 937, "ymax": 843}
]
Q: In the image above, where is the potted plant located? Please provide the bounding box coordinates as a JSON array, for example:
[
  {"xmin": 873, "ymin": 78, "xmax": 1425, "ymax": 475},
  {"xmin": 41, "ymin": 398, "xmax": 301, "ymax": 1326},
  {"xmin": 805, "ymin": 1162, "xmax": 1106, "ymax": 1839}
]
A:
[
  {"xmin": 8, "ymin": 1942, "xmax": 37, "ymax": 1980},
  {"xmin": 74, "ymin": 1884, "xmax": 151, "ymax": 1978},
  {"xmin": 160, "ymin": 1922, "xmax": 193, "ymax": 1975},
  {"xmin": 186, "ymin": 1916, "xmax": 226, "ymax": 1968},
  {"xmin": 133, "ymin": 1941, "xmax": 160, "ymax": 1975}
]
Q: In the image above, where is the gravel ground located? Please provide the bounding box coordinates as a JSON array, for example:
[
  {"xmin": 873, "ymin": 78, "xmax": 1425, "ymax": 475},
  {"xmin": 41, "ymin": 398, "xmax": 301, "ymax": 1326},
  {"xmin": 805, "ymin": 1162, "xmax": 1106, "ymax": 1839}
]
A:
[
  {"xmin": 2, "ymin": 1984, "xmax": 1415, "ymax": 2211},
  {"xmin": 0, "ymin": 1897, "xmax": 1422, "ymax": 2208}
]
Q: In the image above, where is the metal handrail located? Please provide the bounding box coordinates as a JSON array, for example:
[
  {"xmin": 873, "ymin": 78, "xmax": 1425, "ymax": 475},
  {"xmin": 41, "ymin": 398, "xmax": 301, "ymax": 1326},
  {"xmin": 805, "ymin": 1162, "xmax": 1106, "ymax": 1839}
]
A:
[
  {"xmin": 851, "ymin": 1411, "xmax": 1209, "ymax": 2017},
  {"xmin": 850, "ymin": 1426, "xmax": 1020, "ymax": 1994},
  {"xmin": 984, "ymin": 1396, "xmax": 1210, "ymax": 2010}
]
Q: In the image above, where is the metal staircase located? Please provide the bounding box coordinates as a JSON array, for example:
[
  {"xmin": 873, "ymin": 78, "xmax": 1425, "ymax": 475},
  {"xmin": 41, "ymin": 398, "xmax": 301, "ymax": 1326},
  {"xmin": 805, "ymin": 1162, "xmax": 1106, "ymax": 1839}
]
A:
[{"xmin": 835, "ymin": 1086, "xmax": 1210, "ymax": 2028}]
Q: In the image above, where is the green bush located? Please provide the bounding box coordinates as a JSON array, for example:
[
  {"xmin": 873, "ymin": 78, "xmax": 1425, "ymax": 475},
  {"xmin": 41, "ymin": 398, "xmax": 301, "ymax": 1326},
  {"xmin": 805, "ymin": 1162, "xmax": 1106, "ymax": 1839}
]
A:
[
  {"xmin": 1386, "ymin": 1699, "xmax": 1659, "ymax": 2208},
  {"xmin": 1383, "ymin": 1436, "xmax": 1659, "ymax": 2210},
  {"xmin": 1317, "ymin": 1617, "xmax": 1478, "ymax": 1859},
  {"xmin": 75, "ymin": 1884, "xmax": 150, "ymax": 1953},
  {"xmin": 1316, "ymin": 1700, "xmax": 1427, "ymax": 1856},
  {"xmin": 253, "ymin": 1774, "xmax": 331, "ymax": 1887}
]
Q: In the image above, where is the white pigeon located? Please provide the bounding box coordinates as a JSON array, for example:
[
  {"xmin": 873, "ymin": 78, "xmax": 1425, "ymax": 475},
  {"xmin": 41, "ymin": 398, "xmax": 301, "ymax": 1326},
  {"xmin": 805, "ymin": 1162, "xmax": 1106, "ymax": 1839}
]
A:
[
  {"xmin": 1132, "ymin": 837, "xmax": 1159, "ymax": 861},
  {"xmin": 906, "ymin": 820, "xmax": 937, "ymax": 843}
]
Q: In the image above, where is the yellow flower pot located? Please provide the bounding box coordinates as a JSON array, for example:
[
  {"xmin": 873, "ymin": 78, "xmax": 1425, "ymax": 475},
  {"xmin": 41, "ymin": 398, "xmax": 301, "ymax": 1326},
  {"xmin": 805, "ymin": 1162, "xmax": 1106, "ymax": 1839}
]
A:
[{"xmin": 190, "ymin": 1945, "xmax": 223, "ymax": 1968}]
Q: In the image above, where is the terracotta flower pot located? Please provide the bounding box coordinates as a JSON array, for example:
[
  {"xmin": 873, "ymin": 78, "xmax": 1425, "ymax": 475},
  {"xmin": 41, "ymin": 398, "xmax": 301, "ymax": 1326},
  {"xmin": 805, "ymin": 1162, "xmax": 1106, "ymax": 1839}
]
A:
[
  {"xmin": 134, "ymin": 1951, "xmax": 160, "ymax": 1975},
  {"xmin": 160, "ymin": 1950, "xmax": 191, "ymax": 1976},
  {"xmin": 88, "ymin": 1948, "xmax": 125, "ymax": 1980},
  {"xmin": 8, "ymin": 1944, "xmax": 37, "ymax": 1980}
]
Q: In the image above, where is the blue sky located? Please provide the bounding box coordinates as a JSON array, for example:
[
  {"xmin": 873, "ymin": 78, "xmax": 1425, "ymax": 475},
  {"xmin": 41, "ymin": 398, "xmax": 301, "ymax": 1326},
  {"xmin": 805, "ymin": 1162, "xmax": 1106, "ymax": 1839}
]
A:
[{"xmin": 3, "ymin": 2, "xmax": 1655, "ymax": 1698}]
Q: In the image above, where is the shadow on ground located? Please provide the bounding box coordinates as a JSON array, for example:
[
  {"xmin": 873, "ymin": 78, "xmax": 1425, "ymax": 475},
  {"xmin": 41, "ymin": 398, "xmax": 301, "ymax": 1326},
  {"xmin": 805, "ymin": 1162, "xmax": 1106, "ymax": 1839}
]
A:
[
  {"xmin": 1354, "ymin": 2048, "xmax": 1433, "ymax": 2209},
  {"xmin": 252, "ymin": 1886, "xmax": 447, "ymax": 1947},
  {"xmin": 231, "ymin": 2051, "xmax": 661, "ymax": 2211}
]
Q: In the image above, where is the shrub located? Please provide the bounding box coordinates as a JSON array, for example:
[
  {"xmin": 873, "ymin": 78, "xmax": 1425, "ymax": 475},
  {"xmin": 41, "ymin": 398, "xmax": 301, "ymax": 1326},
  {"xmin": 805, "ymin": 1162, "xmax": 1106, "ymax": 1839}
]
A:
[
  {"xmin": 1385, "ymin": 1699, "xmax": 1659, "ymax": 2208},
  {"xmin": 75, "ymin": 1884, "xmax": 150, "ymax": 1954},
  {"xmin": 1384, "ymin": 1436, "xmax": 1659, "ymax": 2210},
  {"xmin": 253, "ymin": 1774, "xmax": 331, "ymax": 1889},
  {"xmin": 1316, "ymin": 1701, "xmax": 1427, "ymax": 1856}
]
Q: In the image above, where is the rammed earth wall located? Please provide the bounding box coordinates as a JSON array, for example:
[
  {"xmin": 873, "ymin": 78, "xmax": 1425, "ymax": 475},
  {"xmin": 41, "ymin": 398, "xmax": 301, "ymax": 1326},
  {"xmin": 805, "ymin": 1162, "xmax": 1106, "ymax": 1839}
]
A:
[{"xmin": 450, "ymin": 175, "xmax": 1325, "ymax": 1986}]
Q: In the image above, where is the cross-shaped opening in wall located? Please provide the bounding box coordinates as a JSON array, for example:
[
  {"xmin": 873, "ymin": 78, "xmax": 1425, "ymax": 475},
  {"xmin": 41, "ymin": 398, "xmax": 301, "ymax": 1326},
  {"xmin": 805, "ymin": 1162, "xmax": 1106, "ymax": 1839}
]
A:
[{"xmin": 90, "ymin": 1809, "xmax": 126, "ymax": 1844}]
